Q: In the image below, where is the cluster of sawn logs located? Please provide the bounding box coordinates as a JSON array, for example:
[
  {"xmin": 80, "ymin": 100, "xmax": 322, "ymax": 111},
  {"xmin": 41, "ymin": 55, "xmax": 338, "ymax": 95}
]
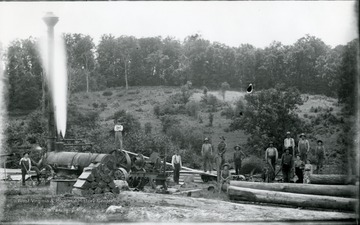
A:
[
  {"xmin": 72, "ymin": 162, "xmax": 120, "ymax": 196},
  {"xmin": 228, "ymin": 179, "xmax": 358, "ymax": 211}
]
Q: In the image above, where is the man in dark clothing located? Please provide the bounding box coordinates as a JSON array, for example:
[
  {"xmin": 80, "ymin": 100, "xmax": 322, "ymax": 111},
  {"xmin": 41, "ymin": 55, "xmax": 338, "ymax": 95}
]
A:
[
  {"xmin": 19, "ymin": 152, "xmax": 41, "ymax": 186},
  {"xmin": 233, "ymin": 145, "xmax": 246, "ymax": 175},
  {"xmin": 281, "ymin": 148, "xmax": 293, "ymax": 183}
]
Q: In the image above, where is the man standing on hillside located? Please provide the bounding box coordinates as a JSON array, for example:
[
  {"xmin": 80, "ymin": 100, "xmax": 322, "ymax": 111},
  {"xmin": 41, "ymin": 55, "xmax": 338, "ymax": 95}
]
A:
[
  {"xmin": 265, "ymin": 141, "xmax": 278, "ymax": 181},
  {"xmin": 284, "ymin": 131, "xmax": 295, "ymax": 156},
  {"xmin": 217, "ymin": 136, "xmax": 227, "ymax": 182},
  {"xmin": 114, "ymin": 119, "xmax": 124, "ymax": 150},
  {"xmin": 298, "ymin": 133, "xmax": 310, "ymax": 162},
  {"xmin": 201, "ymin": 138, "xmax": 213, "ymax": 173}
]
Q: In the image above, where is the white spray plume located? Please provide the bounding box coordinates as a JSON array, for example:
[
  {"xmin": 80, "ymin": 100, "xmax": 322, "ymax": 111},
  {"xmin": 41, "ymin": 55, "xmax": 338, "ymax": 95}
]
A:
[{"xmin": 39, "ymin": 34, "xmax": 68, "ymax": 137}]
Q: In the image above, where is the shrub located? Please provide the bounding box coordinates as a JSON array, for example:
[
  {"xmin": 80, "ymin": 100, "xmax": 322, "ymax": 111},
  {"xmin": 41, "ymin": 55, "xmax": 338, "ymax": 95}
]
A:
[
  {"xmin": 102, "ymin": 91, "xmax": 113, "ymax": 96},
  {"xmin": 234, "ymin": 98, "xmax": 246, "ymax": 116},
  {"xmin": 185, "ymin": 100, "xmax": 200, "ymax": 117},
  {"xmin": 208, "ymin": 113, "xmax": 214, "ymax": 127},
  {"xmin": 154, "ymin": 105, "xmax": 161, "ymax": 117},
  {"xmin": 203, "ymin": 86, "xmax": 208, "ymax": 95},
  {"xmin": 93, "ymin": 102, "xmax": 99, "ymax": 108},
  {"xmin": 303, "ymin": 113, "xmax": 308, "ymax": 118},
  {"xmin": 160, "ymin": 115, "xmax": 180, "ymax": 133},
  {"xmin": 241, "ymin": 156, "xmax": 265, "ymax": 174},
  {"xmin": 221, "ymin": 105, "xmax": 234, "ymax": 119},
  {"xmin": 144, "ymin": 122, "xmax": 152, "ymax": 134},
  {"xmin": 201, "ymin": 94, "xmax": 219, "ymax": 112},
  {"xmin": 100, "ymin": 102, "xmax": 107, "ymax": 109},
  {"xmin": 220, "ymin": 82, "xmax": 230, "ymax": 100}
]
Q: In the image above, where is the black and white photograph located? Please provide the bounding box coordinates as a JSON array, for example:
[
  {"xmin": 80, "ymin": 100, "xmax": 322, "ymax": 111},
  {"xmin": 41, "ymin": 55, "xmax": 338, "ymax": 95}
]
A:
[{"xmin": 0, "ymin": 1, "xmax": 358, "ymax": 224}]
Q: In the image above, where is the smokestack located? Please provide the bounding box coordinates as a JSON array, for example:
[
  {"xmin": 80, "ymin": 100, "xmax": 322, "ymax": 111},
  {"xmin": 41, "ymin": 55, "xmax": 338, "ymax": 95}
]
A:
[{"xmin": 43, "ymin": 12, "xmax": 58, "ymax": 152}]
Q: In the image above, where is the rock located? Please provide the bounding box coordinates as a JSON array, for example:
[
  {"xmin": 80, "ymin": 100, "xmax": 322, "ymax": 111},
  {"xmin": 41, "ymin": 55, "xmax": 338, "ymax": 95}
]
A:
[
  {"xmin": 114, "ymin": 180, "xmax": 129, "ymax": 190},
  {"xmin": 105, "ymin": 205, "xmax": 123, "ymax": 214}
]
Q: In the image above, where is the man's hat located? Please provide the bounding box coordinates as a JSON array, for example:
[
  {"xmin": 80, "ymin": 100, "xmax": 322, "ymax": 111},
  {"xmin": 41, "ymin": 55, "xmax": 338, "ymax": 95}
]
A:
[
  {"xmin": 234, "ymin": 145, "xmax": 241, "ymax": 150},
  {"xmin": 269, "ymin": 141, "xmax": 273, "ymax": 144},
  {"xmin": 222, "ymin": 163, "xmax": 230, "ymax": 168},
  {"xmin": 317, "ymin": 139, "xmax": 323, "ymax": 143},
  {"xmin": 23, "ymin": 152, "xmax": 29, "ymax": 156},
  {"xmin": 286, "ymin": 131, "xmax": 291, "ymax": 135},
  {"xmin": 220, "ymin": 136, "xmax": 226, "ymax": 141},
  {"xmin": 204, "ymin": 137, "xmax": 209, "ymax": 141},
  {"xmin": 300, "ymin": 133, "xmax": 306, "ymax": 137}
]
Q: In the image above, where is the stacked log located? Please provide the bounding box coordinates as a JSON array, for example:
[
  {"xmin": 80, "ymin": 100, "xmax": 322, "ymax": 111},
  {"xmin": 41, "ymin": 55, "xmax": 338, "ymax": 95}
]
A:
[
  {"xmin": 227, "ymin": 186, "xmax": 356, "ymax": 211},
  {"xmin": 72, "ymin": 162, "xmax": 120, "ymax": 196},
  {"xmin": 229, "ymin": 181, "xmax": 357, "ymax": 198},
  {"xmin": 309, "ymin": 174, "xmax": 357, "ymax": 185}
]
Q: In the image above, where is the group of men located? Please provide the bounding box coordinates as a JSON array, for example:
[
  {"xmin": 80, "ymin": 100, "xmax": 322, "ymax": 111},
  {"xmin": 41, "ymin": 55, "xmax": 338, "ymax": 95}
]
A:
[{"xmin": 265, "ymin": 131, "xmax": 326, "ymax": 183}]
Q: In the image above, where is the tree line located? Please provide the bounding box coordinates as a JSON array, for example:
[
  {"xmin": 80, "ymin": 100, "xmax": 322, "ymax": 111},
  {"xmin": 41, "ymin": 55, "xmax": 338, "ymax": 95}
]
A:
[{"xmin": 3, "ymin": 33, "xmax": 358, "ymax": 111}]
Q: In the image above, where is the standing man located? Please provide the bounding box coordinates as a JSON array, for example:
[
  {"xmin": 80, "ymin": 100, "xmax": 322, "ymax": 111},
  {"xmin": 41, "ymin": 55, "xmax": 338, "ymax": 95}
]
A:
[
  {"xmin": 281, "ymin": 148, "xmax": 293, "ymax": 183},
  {"xmin": 19, "ymin": 152, "xmax": 41, "ymax": 186},
  {"xmin": 171, "ymin": 149, "xmax": 182, "ymax": 184},
  {"xmin": 233, "ymin": 145, "xmax": 246, "ymax": 175},
  {"xmin": 217, "ymin": 136, "xmax": 227, "ymax": 182},
  {"xmin": 315, "ymin": 140, "xmax": 326, "ymax": 174},
  {"xmin": 298, "ymin": 133, "xmax": 310, "ymax": 162},
  {"xmin": 284, "ymin": 131, "xmax": 295, "ymax": 156},
  {"xmin": 114, "ymin": 119, "xmax": 124, "ymax": 150},
  {"xmin": 265, "ymin": 141, "xmax": 278, "ymax": 181},
  {"xmin": 201, "ymin": 138, "xmax": 213, "ymax": 173}
]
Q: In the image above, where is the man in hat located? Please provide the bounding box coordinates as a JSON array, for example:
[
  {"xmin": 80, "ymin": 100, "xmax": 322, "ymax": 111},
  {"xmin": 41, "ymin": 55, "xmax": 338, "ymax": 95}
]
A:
[
  {"xmin": 201, "ymin": 138, "xmax": 213, "ymax": 173},
  {"xmin": 265, "ymin": 141, "xmax": 278, "ymax": 181},
  {"xmin": 284, "ymin": 131, "xmax": 295, "ymax": 156},
  {"xmin": 217, "ymin": 136, "xmax": 227, "ymax": 182},
  {"xmin": 114, "ymin": 119, "xmax": 124, "ymax": 149},
  {"xmin": 233, "ymin": 145, "xmax": 246, "ymax": 175},
  {"xmin": 298, "ymin": 133, "xmax": 310, "ymax": 162},
  {"xmin": 315, "ymin": 140, "xmax": 326, "ymax": 173},
  {"xmin": 219, "ymin": 163, "xmax": 231, "ymax": 192},
  {"xmin": 19, "ymin": 152, "xmax": 41, "ymax": 186}
]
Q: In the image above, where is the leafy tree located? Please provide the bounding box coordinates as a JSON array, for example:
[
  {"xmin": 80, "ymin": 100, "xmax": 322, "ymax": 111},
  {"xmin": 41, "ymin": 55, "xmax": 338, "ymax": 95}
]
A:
[
  {"xmin": 6, "ymin": 38, "xmax": 43, "ymax": 110},
  {"xmin": 230, "ymin": 87, "xmax": 306, "ymax": 155}
]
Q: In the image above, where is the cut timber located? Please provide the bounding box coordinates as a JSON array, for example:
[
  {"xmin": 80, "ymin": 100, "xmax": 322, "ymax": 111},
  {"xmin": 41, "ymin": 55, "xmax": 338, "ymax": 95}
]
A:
[
  {"xmin": 72, "ymin": 188, "xmax": 91, "ymax": 197},
  {"xmin": 229, "ymin": 181, "xmax": 357, "ymax": 198},
  {"xmin": 227, "ymin": 186, "xmax": 357, "ymax": 211},
  {"xmin": 73, "ymin": 180, "xmax": 91, "ymax": 189},
  {"xmin": 118, "ymin": 191, "xmax": 355, "ymax": 221},
  {"xmin": 309, "ymin": 174, "xmax": 356, "ymax": 185}
]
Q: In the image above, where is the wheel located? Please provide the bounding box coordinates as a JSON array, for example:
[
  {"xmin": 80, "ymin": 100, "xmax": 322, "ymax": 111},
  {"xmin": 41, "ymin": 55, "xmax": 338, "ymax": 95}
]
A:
[
  {"xmin": 113, "ymin": 167, "xmax": 129, "ymax": 181},
  {"xmin": 109, "ymin": 149, "xmax": 131, "ymax": 172}
]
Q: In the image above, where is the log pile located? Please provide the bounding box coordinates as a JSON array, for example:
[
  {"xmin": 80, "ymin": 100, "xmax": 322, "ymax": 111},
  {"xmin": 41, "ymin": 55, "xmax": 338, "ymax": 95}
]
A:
[
  {"xmin": 227, "ymin": 181, "xmax": 358, "ymax": 211},
  {"xmin": 72, "ymin": 162, "xmax": 120, "ymax": 196},
  {"xmin": 309, "ymin": 174, "xmax": 357, "ymax": 185}
]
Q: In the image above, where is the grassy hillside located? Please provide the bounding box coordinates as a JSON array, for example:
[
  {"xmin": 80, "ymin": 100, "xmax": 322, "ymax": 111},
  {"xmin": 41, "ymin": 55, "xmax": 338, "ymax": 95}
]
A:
[{"xmin": 67, "ymin": 86, "xmax": 346, "ymax": 173}]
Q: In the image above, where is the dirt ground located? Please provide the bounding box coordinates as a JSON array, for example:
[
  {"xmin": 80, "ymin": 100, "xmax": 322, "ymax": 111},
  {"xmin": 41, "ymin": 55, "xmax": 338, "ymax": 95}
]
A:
[{"xmin": 0, "ymin": 180, "xmax": 357, "ymax": 223}]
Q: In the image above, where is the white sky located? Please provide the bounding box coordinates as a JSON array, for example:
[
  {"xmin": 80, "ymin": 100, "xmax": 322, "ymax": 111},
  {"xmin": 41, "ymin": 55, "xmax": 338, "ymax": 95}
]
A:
[{"xmin": 0, "ymin": 1, "xmax": 358, "ymax": 49}]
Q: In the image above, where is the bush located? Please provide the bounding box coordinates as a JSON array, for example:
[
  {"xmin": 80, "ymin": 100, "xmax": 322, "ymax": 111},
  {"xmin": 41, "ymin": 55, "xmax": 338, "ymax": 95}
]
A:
[
  {"xmin": 185, "ymin": 100, "xmax": 200, "ymax": 117},
  {"xmin": 102, "ymin": 91, "xmax": 113, "ymax": 96},
  {"xmin": 160, "ymin": 115, "xmax": 180, "ymax": 133},
  {"xmin": 221, "ymin": 105, "xmax": 234, "ymax": 119},
  {"xmin": 144, "ymin": 122, "xmax": 152, "ymax": 134},
  {"xmin": 154, "ymin": 105, "xmax": 161, "ymax": 117},
  {"xmin": 201, "ymin": 94, "xmax": 219, "ymax": 112},
  {"xmin": 92, "ymin": 102, "xmax": 99, "ymax": 108},
  {"xmin": 113, "ymin": 109, "xmax": 141, "ymax": 135},
  {"xmin": 241, "ymin": 156, "xmax": 265, "ymax": 174},
  {"xmin": 100, "ymin": 103, "xmax": 107, "ymax": 109}
]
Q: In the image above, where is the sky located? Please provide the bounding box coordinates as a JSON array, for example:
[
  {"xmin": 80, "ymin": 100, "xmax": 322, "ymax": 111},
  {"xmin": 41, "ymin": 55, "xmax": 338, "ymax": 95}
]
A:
[{"xmin": 0, "ymin": 1, "xmax": 358, "ymax": 49}]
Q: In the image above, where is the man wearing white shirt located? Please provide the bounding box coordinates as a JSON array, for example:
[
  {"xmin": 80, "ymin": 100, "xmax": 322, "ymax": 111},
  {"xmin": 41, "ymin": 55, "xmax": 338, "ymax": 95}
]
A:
[
  {"xmin": 284, "ymin": 131, "xmax": 295, "ymax": 156},
  {"xmin": 114, "ymin": 120, "xmax": 124, "ymax": 149},
  {"xmin": 171, "ymin": 149, "xmax": 182, "ymax": 184}
]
